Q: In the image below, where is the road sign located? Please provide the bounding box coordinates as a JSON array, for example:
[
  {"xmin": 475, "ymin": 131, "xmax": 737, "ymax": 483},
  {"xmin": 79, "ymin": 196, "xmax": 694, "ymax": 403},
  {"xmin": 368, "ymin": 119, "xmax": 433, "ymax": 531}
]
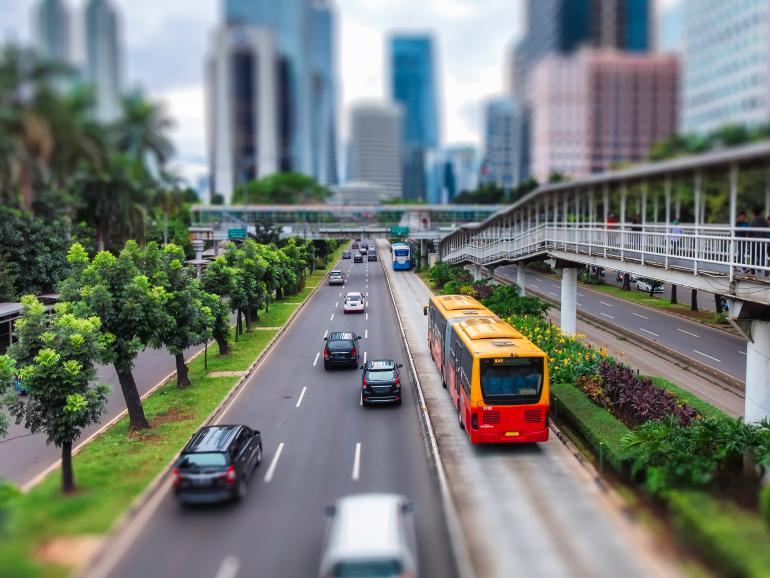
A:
[
  {"xmin": 390, "ymin": 226, "xmax": 409, "ymax": 236},
  {"xmin": 228, "ymin": 228, "xmax": 247, "ymax": 240}
]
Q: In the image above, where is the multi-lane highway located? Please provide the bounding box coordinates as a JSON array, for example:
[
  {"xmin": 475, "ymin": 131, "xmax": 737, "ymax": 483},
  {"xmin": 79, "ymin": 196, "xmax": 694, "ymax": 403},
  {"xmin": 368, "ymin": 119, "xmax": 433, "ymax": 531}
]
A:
[
  {"xmin": 0, "ymin": 342, "xmax": 208, "ymax": 487},
  {"xmin": 95, "ymin": 247, "xmax": 459, "ymax": 578},
  {"xmin": 497, "ymin": 266, "xmax": 747, "ymax": 381}
]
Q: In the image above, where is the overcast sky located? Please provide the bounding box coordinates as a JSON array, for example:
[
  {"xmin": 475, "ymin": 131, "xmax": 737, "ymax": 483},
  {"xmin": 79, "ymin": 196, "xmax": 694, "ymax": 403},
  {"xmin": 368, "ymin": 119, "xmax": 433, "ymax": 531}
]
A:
[{"xmin": 1, "ymin": 0, "xmax": 681, "ymax": 183}]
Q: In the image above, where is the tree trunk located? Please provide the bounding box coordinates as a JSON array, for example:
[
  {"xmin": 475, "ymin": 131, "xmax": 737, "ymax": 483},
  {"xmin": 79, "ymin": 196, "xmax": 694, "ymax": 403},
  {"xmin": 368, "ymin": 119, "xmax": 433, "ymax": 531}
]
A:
[
  {"xmin": 691, "ymin": 289, "xmax": 699, "ymax": 312},
  {"xmin": 245, "ymin": 307, "xmax": 252, "ymax": 332},
  {"xmin": 175, "ymin": 352, "xmax": 191, "ymax": 388},
  {"xmin": 235, "ymin": 309, "xmax": 241, "ymax": 340},
  {"xmin": 215, "ymin": 333, "xmax": 229, "ymax": 355},
  {"xmin": 163, "ymin": 210, "xmax": 169, "ymax": 246},
  {"xmin": 61, "ymin": 440, "xmax": 75, "ymax": 493},
  {"xmin": 671, "ymin": 284, "xmax": 678, "ymax": 304},
  {"xmin": 622, "ymin": 273, "xmax": 631, "ymax": 291},
  {"xmin": 116, "ymin": 366, "xmax": 150, "ymax": 431},
  {"xmin": 715, "ymin": 294, "xmax": 724, "ymax": 314}
]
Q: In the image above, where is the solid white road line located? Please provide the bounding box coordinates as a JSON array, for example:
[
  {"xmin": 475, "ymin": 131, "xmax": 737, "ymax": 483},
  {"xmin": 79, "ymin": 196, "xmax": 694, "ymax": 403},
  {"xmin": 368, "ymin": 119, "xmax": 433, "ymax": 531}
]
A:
[
  {"xmin": 739, "ymin": 350, "xmax": 747, "ymax": 356},
  {"xmin": 600, "ymin": 312, "xmax": 615, "ymax": 319},
  {"xmin": 263, "ymin": 443, "xmax": 285, "ymax": 483},
  {"xmin": 365, "ymin": 329, "xmax": 368, "ymax": 339},
  {"xmin": 330, "ymin": 313, "xmax": 335, "ymax": 321},
  {"xmin": 578, "ymin": 292, "xmax": 585, "ymax": 297},
  {"xmin": 296, "ymin": 386, "xmax": 307, "ymax": 408},
  {"xmin": 215, "ymin": 556, "xmax": 240, "ymax": 578},
  {"xmin": 693, "ymin": 350, "xmax": 721, "ymax": 363},
  {"xmin": 547, "ymin": 291, "xmax": 558, "ymax": 297},
  {"xmin": 313, "ymin": 352, "xmax": 320, "ymax": 367},
  {"xmin": 677, "ymin": 328, "xmax": 700, "ymax": 338},
  {"xmin": 632, "ymin": 312, "xmax": 649, "ymax": 320},
  {"xmin": 639, "ymin": 328, "xmax": 659, "ymax": 337},
  {"xmin": 599, "ymin": 301, "xmax": 614, "ymax": 308},
  {"xmin": 531, "ymin": 284, "xmax": 539, "ymax": 289},
  {"xmin": 339, "ymin": 292, "xmax": 342, "ymax": 297},
  {"xmin": 352, "ymin": 443, "xmax": 362, "ymax": 481}
]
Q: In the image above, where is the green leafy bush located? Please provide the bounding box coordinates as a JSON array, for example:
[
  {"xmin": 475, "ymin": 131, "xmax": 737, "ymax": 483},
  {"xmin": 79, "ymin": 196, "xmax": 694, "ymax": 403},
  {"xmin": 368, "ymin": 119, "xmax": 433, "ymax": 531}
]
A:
[
  {"xmin": 481, "ymin": 285, "xmax": 549, "ymax": 319},
  {"xmin": 426, "ymin": 262, "xmax": 470, "ymax": 290},
  {"xmin": 762, "ymin": 483, "xmax": 770, "ymax": 528}
]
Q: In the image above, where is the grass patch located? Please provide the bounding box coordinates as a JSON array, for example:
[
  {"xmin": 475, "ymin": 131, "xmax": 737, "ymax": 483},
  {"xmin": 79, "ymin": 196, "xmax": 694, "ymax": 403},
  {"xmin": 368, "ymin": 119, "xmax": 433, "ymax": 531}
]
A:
[
  {"xmin": 254, "ymin": 303, "xmax": 299, "ymax": 328},
  {"xmin": 646, "ymin": 376, "xmax": 726, "ymax": 420},
  {"xmin": 0, "ymin": 246, "xmax": 347, "ymax": 578},
  {"xmin": 667, "ymin": 490, "xmax": 770, "ymax": 578},
  {"xmin": 551, "ymin": 382, "xmax": 634, "ymax": 474}
]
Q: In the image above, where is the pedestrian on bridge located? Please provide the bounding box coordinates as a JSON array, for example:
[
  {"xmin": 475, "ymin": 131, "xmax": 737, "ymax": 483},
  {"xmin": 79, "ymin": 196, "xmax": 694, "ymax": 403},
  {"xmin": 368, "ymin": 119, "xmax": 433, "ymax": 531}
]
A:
[{"xmin": 749, "ymin": 207, "xmax": 767, "ymax": 275}]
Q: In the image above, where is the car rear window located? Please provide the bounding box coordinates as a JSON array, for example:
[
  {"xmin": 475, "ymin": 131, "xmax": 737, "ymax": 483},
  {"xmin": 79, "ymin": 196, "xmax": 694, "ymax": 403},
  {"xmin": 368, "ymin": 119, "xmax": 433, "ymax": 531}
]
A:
[
  {"xmin": 333, "ymin": 560, "xmax": 402, "ymax": 577},
  {"xmin": 328, "ymin": 340, "xmax": 353, "ymax": 351},
  {"xmin": 179, "ymin": 452, "xmax": 227, "ymax": 468},
  {"xmin": 366, "ymin": 370, "xmax": 395, "ymax": 381}
]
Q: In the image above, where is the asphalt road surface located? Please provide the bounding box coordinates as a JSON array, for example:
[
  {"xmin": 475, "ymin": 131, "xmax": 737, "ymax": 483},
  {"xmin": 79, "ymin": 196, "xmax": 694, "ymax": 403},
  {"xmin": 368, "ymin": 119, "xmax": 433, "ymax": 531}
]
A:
[
  {"xmin": 496, "ymin": 266, "xmax": 747, "ymax": 381},
  {"xmin": 0, "ymin": 342, "xmax": 207, "ymax": 487},
  {"xmin": 100, "ymin": 247, "xmax": 459, "ymax": 578}
]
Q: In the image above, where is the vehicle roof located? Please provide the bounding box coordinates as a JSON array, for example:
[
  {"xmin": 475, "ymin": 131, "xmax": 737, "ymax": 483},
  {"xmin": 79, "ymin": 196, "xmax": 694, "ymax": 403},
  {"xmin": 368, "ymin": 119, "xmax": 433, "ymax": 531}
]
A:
[
  {"xmin": 330, "ymin": 270, "xmax": 343, "ymax": 274},
  {"xmin": 185, "ymin": 425, "xmax": 241, "ymax": 453},
  {"xmin": 326, "ymin": 493, "xmax": 406, "ymax": 559},
  {"xmin": 346, "ymin": 292, "xmax": 363, "ymax": 297},
  {"xmin": 329, "ymin": 331, "xmax": 356, "ymax": 341},
  {"xmin": 431, "ymin": 295, "xmax": 496, "ymax": 318},
  {"xmin": 455, "ymin": 318, "xmax": 545, "ymax": 357},
  {"xmin": 365, "ymin": 359, "xmax": 395, "ymax": 370}
]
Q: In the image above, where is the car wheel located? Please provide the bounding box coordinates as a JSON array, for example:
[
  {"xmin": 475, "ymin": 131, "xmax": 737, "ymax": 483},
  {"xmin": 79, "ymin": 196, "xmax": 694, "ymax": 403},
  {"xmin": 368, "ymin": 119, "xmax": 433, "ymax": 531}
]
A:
[
  {"xmin": 236, "ymin": 477, "xmax": 248, "ymax": 501},
  {"xmin": 254, "ymin": 444, "xmax": 262, "ymax": 469},
  {"xmin": 395, "ymin": 399, "xmax": 402, "ymax": 407},
  {"xmin": 457, "ymin": 402, "xmax": 465, "ymax": 431},
  {"xmin": 324, "ymin": 361, "xmax": 330, "ymax": 370}
]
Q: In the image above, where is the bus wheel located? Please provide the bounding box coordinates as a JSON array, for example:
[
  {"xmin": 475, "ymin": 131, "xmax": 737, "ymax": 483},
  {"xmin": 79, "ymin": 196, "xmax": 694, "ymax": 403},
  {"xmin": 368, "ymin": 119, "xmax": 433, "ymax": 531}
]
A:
[
  {"xmin": 457, "ymin": 402, "xmax": 465, "ymax": 431},
  {"xmin": 441, "ymin": 369, "xmax": 447, "ymax": 389}
]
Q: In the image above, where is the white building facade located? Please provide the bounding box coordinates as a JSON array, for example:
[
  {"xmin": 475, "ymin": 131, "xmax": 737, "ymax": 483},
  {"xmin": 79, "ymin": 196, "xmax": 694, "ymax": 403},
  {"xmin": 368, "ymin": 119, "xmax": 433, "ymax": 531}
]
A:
[{"xmin": 347, "ymin": 102, "xmax": 403, "ymax": 199}]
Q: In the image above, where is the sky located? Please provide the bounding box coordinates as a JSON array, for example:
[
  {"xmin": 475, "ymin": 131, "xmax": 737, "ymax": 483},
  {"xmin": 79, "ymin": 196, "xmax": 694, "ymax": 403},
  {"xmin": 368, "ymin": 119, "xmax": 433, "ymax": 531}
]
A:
[{"xmin": 1, "ymin": 0, "xmax": 682, "ymax": 184}]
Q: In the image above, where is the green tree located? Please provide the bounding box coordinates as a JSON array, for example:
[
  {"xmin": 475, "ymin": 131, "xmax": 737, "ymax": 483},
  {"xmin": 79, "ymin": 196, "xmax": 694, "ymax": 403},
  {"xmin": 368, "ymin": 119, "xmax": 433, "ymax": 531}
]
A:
[
  {"xmin": 59, "ymin": 242, "xmax": 172, "ymax": 431},
  {"xmin": 201, "ymin": 256, "xmax": 238, "ymax": 354},
  {"xmin": 143, "ymin": 244, "xmax": 214, "ymax": 387},
  {"xmin": 223, "ymin": 240, "xmax": 267, "ymax": 332},
  {"xmin": 114, "ymin": 92, "xmax": 174, "ymax": 170},
  {"xmin": 452, "ymin": 182, "xmax": 506, "ymax": 205},
  {"xmin": 0, "ymin": 354, "xmax": 14, "ymax": 437},
  {"xmin": 5, "ymin": 296, "xmax": 109, "ymax": 492},
  {"xmin": 232, "ymin": 173, "xmax": 329, "ymax": 205}
]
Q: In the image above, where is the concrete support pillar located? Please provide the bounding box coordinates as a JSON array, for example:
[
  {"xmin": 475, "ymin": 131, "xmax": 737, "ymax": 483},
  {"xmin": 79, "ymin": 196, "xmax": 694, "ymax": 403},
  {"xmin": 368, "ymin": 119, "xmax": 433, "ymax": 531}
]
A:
[
  {"xmin": 559, "ymin": 267, "xmax": 578, "ymax": 336},
  {"xmin": 746, "ymin": 319, "xmax": 770, "ymax": 423},
  {"xmin": 473, "ymin": 264, "xmax": 482, "ymax": 282},
  {"xmin": 516, "ymin": 264, "xmax": 526, "ymax": 296}
]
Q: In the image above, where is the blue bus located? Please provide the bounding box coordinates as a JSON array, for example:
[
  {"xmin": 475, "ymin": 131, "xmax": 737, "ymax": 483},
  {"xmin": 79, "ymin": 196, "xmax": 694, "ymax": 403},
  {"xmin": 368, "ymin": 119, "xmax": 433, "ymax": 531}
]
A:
[{"xmin": 391, "ymin": 242, "xmax": 412, "ymax": 271}]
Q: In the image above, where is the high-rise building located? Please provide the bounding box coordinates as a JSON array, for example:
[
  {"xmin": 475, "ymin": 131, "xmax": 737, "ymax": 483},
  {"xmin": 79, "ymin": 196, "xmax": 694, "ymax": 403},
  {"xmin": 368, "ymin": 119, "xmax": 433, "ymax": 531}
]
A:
[
  {"xmin": 390, "ymin": 34, "xmax": 440, "ymax": 201},
  {"xmin": 530, "ymin": 48, "xmax": 678, "ymax": 181},
  {"xmin": 222, "ymin": 0, "xmax": 338, "ymax": 185},
  {"xmin": 207, "ymin": 26, "xmax": 279, "ymax": 203},
  {"xmin": 32, "ymin": 0, "xmax": 72, "ymax": 65},
  {"xmin": 444, "ymin": 146, "xmax": 479, "ymax": 200},
  {"xmin": 84, "ymin": 0, "xmax": 122, "ymax": 123},
  {"xmin": 681, "ymin": 0, "xmax": 770, "ymax": 135},
  {"xmin": 347, "ymin": 102, "xmax": 403, "ymax": 200},
  {"xmin": 481, "ymin": 98, "xmax": 525, "ymax": 191}
]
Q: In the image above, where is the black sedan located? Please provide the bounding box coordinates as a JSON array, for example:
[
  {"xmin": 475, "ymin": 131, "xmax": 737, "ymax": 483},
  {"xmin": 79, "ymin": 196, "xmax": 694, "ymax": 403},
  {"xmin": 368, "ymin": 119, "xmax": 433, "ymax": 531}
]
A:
[
  {"xmin": 172, "ymin": 425, "xmax": 262, "ymax": 504},
  {"xmin": 353, "ymin": 254, "xmax": 364, "ymax": 263},
  {"xmin": 324, "ymin": 331, "xmax": 361, "ymax": 369},
  {"xmin": 342, "ymin": 251, "xmax": 352, "ymax": 259}
]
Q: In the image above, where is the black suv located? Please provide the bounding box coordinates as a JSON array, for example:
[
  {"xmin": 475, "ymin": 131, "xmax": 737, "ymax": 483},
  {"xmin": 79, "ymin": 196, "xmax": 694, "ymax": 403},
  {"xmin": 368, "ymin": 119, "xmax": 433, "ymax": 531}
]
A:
[
  {"xmin": 353, "ymin": 253, "xmax": 363, "ymax": 263},
  {"xmin": 367, "ymin": 249, "xmax": 377, "ymax": 262},
  {"xmin": 173, "ymin": 425, "xmax": 262, "ymax": 504},
  {"xmin": 361, "ymin": 359, "xmax": 404, "ymax": 406},
  {"xmin": 324, "ymin": 331, "xmax": 361, "ymax": 369}
]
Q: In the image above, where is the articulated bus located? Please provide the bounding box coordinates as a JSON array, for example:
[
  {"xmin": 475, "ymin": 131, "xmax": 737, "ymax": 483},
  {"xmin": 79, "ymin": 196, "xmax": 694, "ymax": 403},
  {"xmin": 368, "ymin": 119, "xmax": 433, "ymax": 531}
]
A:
[
  {"xmin": 391, "ymin": 242, "xmax": 412, "ymax": 271},
  {"xmin": 425, "ymin": 295, "xmax": 549, "ymax": 443}
]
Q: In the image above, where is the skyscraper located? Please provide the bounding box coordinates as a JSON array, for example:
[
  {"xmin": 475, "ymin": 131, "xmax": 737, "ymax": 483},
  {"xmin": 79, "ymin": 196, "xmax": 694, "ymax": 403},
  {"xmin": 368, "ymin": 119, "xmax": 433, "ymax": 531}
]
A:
[
  {"xmin": 84, "ymin": 0, "xmax": 122, "ymax": 123},
  {"xmin": 347, "ymin": 102, "xmax": 403, "ymax": 201},
  {"xmin": 681, "ymin": 0, "xmax": 770, "ymax": 134},
  {"xmin": 481, "ymin": 98, "xmax": 525, "ymax": 191},
  {"xmin": 222, "ymin": 0, "xmax": 338, "ymax": 185},
  {"xmin": 207, "ymin": 26, "xmax": 279, "ymax": 203},
  {"xmin": 445, "ymin": 146, "xmax": 480, "ymax": 199},
  {"xmin": 32, "ymin": 0, "xmax": 72, "ymax": 65},
  {"xmin": 390, "ymin": 34, "xmax": 439, "ymax": 201}
]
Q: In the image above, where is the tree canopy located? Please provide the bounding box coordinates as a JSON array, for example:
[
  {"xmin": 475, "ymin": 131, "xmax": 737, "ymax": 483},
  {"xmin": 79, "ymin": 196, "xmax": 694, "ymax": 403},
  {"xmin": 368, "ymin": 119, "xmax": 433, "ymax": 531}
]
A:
[{"xmin": 231, "ymin": 173, "xmax": 330, "ymax": 205}]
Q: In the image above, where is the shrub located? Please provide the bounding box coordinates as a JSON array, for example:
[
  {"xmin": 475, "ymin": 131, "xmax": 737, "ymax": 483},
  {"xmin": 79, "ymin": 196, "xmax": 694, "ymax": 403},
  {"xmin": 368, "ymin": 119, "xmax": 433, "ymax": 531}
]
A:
[
  {"xmin": 0, "ymin": 479, "xmax": 20, "ymax": 528},
  {"xmin": 576, "ymin": 374, "xmax": 611, "ymax": 409},
  {"xmin": 426, "ymin": 263, "xmax": 470, "ymax": 290},
  {"xmin": 598, "ymin": 361, "xmax": 696, "ymax": 428},
  {"xmin": 482, "ymin": 285, "xmax": 549, "ymax": 319},
  {"xmin": 763, "ymin": 483, "xmax": 770, "ymax": 528}
]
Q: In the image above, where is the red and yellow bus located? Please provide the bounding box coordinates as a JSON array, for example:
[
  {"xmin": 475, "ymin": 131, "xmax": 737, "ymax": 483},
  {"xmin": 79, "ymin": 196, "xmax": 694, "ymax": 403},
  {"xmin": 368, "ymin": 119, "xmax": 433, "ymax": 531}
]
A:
[
  {"xmin": 448, "ymin": 316, "xmax": 549, "ymax": 443},
  {"xmin": 425, "ymin": 295, "xmax": 497, "ymax": 387}
]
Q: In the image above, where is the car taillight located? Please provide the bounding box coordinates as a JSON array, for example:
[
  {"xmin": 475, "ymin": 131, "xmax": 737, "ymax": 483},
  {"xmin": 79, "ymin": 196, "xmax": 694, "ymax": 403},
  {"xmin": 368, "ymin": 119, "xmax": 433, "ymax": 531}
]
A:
[
  {"xmin": 224, "ymin": 465, "xmax": 237, "ymax": 485},
  {"xmin": 362, "ymin": 376, "xmax": 367, "ymax": 387},
  {"xmin": 324, "ymin": 347, "xmax": 330, "ymax": 359},
  {"xmin": 171, "ymin": 467, "xmax": 180, "ymax": 488},
  {"xmin": 395, "ymin": 376, "xmax": 401, "ymax": 387},
  {"xmin": 351, "ymin": 347, "xmax": 357, "ymax": 357}
]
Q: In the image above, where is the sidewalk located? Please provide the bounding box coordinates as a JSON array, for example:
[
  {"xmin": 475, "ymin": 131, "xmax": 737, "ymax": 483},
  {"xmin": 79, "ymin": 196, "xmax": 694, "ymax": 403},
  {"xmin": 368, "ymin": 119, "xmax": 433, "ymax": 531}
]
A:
[{"xmin": 378, "ymin": 241, "xmax": 682, "ymax": 578}]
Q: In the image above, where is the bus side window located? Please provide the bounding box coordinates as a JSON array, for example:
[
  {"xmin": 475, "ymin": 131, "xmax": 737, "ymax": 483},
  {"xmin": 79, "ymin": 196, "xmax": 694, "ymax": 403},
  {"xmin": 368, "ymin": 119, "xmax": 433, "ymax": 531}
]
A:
[{"xmin": 460, "ymin": 347, "xmax": 473, "ymax": 395}]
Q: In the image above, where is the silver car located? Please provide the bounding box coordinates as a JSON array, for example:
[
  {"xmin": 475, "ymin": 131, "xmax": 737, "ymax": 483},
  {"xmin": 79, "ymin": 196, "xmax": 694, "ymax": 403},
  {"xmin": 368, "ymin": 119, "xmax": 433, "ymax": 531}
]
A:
[{"xmin": 319, "ymin": 493, "xmax": 418, "ymax": 578}]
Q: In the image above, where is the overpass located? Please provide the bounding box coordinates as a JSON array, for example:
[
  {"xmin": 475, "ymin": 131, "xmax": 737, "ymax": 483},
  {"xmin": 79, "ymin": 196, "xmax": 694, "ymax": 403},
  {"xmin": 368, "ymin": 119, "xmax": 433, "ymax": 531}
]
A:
[
  {"xmin": 439, "ymin": 140, "xmax": 770, "ymax": 423},
  {"xmin": 190, "ymin": 204, "xmax": 504, "ymax": 241}
]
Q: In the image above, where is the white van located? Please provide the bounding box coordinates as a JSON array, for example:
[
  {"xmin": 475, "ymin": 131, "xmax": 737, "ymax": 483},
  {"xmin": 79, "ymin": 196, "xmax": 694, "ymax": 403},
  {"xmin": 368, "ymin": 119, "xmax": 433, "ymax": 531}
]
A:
[{"xmin": 319, "ymin": 493, "xmax": 418, "ymax": 578}]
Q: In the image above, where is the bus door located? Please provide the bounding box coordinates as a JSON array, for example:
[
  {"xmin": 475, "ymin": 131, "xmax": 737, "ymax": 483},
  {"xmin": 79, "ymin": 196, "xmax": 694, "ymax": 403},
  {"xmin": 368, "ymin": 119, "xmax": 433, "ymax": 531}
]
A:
[{"xmin": 449, "ymin": 339, "xmax": 461, "ymax": 404}]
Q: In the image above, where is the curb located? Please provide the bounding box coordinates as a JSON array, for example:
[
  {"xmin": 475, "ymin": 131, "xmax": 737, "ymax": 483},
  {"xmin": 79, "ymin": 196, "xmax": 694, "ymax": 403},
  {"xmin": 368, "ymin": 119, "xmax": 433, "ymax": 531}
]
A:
[
  {"xmin": 493, "ymin": 273, "xmax": 745, "ymax": 395},
  {"xmin": 77, "ymin": 259, "xmax": 338, "ymax": 578},
  {"xmin": 377, "ymin": 242, "xmax": 476, "ymax": 578}
]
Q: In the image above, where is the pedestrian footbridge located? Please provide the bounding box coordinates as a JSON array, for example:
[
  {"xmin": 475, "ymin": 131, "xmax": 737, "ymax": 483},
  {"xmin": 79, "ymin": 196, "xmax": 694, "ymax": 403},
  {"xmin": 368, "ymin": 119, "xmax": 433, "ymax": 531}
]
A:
[{"xmin": 440, "ymin": 141, "xmax": 770, "ymax": 423}]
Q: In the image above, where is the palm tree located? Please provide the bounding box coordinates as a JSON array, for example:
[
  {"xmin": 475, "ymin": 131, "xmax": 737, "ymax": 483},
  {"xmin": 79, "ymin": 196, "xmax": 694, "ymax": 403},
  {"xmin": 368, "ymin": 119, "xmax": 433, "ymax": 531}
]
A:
[{"xmin": 114, "ymin": 92, "xmax": 175, "ymax": 172}]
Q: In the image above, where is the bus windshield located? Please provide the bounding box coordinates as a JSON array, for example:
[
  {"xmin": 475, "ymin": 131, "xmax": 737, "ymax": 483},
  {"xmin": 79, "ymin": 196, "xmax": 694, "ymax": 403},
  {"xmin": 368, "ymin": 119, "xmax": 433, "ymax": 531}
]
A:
[
  {"xmin": 394, "ymin": 249, "xmax": 409, "ymax": 256},
  {"xmin": 479, "ymin": 357, "xmax": 544, "ymax": 405}
]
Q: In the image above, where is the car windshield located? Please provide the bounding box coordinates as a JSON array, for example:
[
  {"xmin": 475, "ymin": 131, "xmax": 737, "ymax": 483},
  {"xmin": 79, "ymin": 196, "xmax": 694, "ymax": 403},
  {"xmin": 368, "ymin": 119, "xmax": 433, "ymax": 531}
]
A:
[
  {"xmin": 479, "ymin": 357, "xmax": 544, "ymax": 405},
  {"xmin": 178, "ymin": 452, "xmax": 227, "ymax": 468},
  {"xmin": 333, "ymin": 560, "xmax": 402, "ymax": 577},
  {"xmin": 366, "ymin": 370, "xmax": 395, "ymax": 381}
]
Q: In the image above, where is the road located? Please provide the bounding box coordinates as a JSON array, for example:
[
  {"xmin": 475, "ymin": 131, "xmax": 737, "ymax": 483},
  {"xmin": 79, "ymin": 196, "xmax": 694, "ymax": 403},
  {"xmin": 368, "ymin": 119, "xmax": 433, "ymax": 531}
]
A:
[
  {"xmin": 496, "ymin": 266, "xmax": 747, "ymax": 381},
  {"xmin": 383, "ymin": 248, "xmax": 680, "ymax": 578},
  {"xmin": 0, "ymin": 343, "xmax": 207, "ymax": 487},
  {"xmin": 99, "ymin": 247, "xmax": 458, "ymax": 578}
]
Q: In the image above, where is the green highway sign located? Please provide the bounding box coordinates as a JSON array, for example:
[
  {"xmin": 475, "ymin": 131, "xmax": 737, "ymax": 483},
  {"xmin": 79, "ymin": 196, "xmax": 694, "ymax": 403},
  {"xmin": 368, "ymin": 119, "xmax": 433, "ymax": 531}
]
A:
[
  {"xmin": 228, "ymin": 228, "xmax": 247, "ymax": 240},
  {"xmin": 390, "ymin": 227, "xmax": 409, "ymax": 236}
]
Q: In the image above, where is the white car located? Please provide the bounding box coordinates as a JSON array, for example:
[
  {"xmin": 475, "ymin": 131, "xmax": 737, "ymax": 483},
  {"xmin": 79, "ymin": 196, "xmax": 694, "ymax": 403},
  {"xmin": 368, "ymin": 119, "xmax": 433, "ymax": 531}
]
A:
[
  {"xmin": 636, "ymin": 279, "xmax": 664, "ymax": 294},
  {"xmin": 343, "ymin": 292, "xmax": 365, "ymax": 314},
  {"xmin": 319, "ymin": 493, "xmax": 418, "ymax": 578}
]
